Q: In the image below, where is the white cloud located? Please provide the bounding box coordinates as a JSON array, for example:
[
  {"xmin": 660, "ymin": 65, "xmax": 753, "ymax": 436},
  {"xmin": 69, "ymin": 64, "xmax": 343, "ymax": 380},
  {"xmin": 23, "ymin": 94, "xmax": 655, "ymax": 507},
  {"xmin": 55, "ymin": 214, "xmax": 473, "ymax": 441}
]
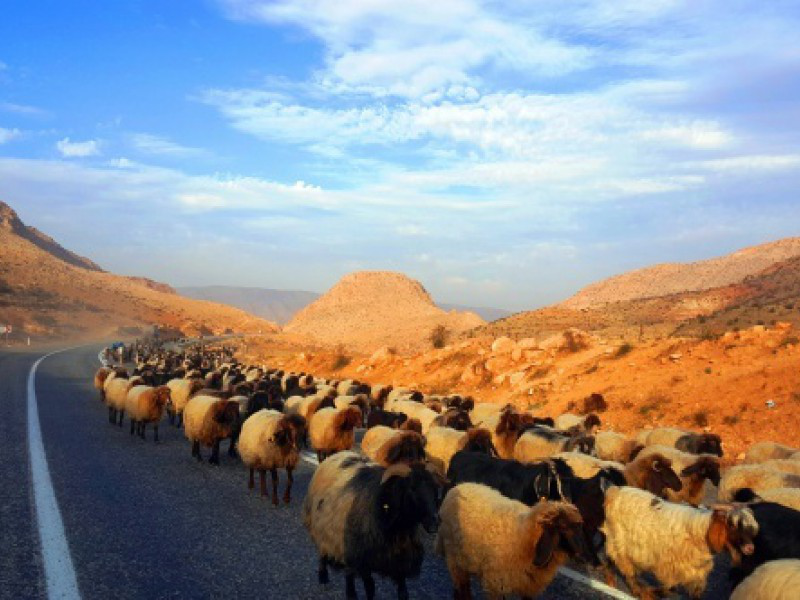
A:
[
  {"xmin": 129, "ymin": 133, "xmax": 208, "ymax": 158},
  {"xmin": 697, "ymin": 155, "xmax": 800, "ymax": 172},
  {"xmin": 0, "ymin": 127, "xmax": 21, "ymax": 144},
  {"xmin": 56, "ymin": 137, "xmax": 100, "ymax": 157},
  {"xmin": 0, "ymin": 102, "xmax": 49, "ymax": 117}
]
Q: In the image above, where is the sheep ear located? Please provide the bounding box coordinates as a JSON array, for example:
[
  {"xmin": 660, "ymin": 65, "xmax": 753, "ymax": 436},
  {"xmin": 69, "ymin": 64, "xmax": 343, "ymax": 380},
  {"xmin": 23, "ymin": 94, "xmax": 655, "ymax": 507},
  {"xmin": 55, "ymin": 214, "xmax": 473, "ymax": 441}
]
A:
[
  {"xmin": 381, "ymin": 463, "xmax": 412, "ymax": 485},
  {"xmin": 533, "ymin": 527, "xmax": 558, "ymax": 567},
  {"xmin": 707, "ymin": 509, "xmax": 728, "ymax": 553}
]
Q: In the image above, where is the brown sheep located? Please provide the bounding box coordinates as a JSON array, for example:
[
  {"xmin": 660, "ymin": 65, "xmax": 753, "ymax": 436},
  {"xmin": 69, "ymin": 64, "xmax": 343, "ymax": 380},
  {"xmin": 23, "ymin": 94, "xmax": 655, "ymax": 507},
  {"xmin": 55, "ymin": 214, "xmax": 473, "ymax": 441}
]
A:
[
  {"xmin": 125, "ymin": 385, "xmax": 171, "ymax": 442},
  {"xmin": 308, "ymin": 406, "xmax": 362, "ymax": 462},
  {"xmin": 183, "ymin": 395, "xmax": 241, "ymax": 465}
]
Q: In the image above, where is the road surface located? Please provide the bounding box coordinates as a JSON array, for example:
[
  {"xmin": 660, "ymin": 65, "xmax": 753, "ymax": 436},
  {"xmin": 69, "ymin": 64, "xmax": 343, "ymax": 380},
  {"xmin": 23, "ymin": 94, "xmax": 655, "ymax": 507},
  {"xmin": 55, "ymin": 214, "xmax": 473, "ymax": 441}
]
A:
[{"xmin": 0, "ymin": 344, "xmax": 734, "ymax": 599}]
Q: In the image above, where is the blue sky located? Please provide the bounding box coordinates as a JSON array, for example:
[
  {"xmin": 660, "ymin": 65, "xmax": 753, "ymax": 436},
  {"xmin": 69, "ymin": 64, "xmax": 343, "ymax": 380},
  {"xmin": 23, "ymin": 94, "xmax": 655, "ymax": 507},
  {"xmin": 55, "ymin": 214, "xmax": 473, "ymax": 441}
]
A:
[{"xmin": 1, "ymin": 0, "xmax": 799, "ymax": 311}]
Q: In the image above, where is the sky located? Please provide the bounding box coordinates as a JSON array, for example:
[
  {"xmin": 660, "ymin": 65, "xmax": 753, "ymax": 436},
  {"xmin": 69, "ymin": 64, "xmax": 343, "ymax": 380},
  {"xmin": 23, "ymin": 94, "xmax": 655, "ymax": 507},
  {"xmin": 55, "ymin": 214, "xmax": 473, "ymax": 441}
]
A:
[{"xmin": 1, "ymin": 0, "xmax": 799, "ymax": 311}]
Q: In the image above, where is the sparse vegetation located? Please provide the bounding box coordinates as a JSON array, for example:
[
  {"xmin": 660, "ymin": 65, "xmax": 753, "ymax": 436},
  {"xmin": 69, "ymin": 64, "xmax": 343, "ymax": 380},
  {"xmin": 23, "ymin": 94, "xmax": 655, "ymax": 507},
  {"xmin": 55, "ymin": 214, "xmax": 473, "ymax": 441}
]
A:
[
  {"xmin": 638, "ymin": 392, "xmax": 670, "ymax": 416},
  {"xmin": 614, "ymin": 343, "xmax": 633, "ymax": 358},
  {"xmin": 722, "ymin": 414, "xmax": 740, "ymax": 425},
  {"xmin": 332, "ymin": 353, "xmax": 351, "ymax": 370},
  {"xmin": 429, "ymin": 324, "xmax": 450, "ymax": 349},
  {"xmin": 691, "ymin": 410, "xmax": 709, "ymax": 427},
  {"xmin": 704, "ymin": 367, "xmax": 712, "ymax": 374},
  {"xmin": 780, "ymin": 335, "xmax": 799, "ymax": 347}
]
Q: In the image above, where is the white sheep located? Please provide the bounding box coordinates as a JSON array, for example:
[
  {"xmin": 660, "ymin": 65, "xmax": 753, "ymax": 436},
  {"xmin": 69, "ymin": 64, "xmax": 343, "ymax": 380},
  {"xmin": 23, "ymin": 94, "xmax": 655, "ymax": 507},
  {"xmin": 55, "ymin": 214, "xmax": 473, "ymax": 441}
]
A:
[
  {"xmin": 719, "ymin": 464, "xmax": 800, "ymax": 502},
  {"xmin": 469, "ymin": 401, "xmax": 506, "ymax": 425},
  {"xmin": 165, "ymin": 377, "xmax": 205, "ymax": 426},
  {"xmin": 308, "ymin": 406, "xmax": 361, "ymax": 462},
  {"xmin": 602, "ymin": 486, "xmax": 758, "ymax": 598},
  {"xmin": 124, "ymin": 385, "xmax": 171, "ymax": 442},
  {"xmin": 237, "ymin": 409, "xmax": 306, "ymax": 506},
  {"xmin": 514, "ymin": 428, "xmax": 595, "ymax": 462},
  {"xmin": 595, "ymin": 431, "xmax": 644, "ymax": 463},
  {"xmin": 435, "ymin": 483, "xmax": 589, "ymax": 599},
  {"xmin": 424, "ymin": 427, "xmax": 495, "ymax": 476},
  {"xmin": 743, "ymin": 441, "xmax": 799, "ymax": 464},
  {"xmin": 730, "ymin": 558, "xmax": 800, "ymax": 600},
  {"xmin": 553, "ymin": 412, "xmax": 601, "ymax": 434},
  {"xmin": 391, "ymin": 399, "xmax": 439, "ymax": 434}
]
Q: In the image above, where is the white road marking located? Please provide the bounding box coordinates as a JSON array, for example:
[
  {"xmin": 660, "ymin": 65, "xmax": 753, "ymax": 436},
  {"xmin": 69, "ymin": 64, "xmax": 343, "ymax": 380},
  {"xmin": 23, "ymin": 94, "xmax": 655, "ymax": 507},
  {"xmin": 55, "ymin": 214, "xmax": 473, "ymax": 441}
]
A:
[
  {"xmin": 28, "ymin": 349, "xmax": 82, "ymax": 600},
  {"xmin": 94, "ymin": 350, "xmax": 631, "ymax": 599}
]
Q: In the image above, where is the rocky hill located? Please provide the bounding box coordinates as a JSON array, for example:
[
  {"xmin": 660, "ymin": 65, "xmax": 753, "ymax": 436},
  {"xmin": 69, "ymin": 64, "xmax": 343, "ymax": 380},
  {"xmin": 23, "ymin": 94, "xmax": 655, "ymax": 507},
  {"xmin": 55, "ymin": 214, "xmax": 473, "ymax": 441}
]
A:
[
  {"xmin": 0, "ymin": 200, "xmax": 277, "ymax": 340},
  {"xmin": 284, "ymin": 271, "xmax": 485, "ymax": 352},
  {"xmin": 561, "ymin": 237, "xmax": 800, "ymax": 309},
  {"xmin": 178, "ymin": 285, "xmax": 511, "ymax": 325}
]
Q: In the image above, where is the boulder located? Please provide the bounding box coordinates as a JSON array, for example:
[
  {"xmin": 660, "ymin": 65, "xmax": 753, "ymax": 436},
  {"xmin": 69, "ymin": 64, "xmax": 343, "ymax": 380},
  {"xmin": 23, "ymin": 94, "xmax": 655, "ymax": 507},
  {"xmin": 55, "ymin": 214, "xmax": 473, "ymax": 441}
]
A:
[{"xmin": 491, "ymin": 336, "xmax": 516, "ymax": 354}]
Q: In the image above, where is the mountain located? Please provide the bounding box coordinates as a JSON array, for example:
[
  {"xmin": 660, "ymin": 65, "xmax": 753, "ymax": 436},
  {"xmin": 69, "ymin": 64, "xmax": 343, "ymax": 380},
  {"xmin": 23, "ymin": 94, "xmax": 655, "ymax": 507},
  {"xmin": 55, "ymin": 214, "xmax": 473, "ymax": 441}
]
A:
[
  {"xmin": 561, "ymin": 237, "xmax": 800, "ymax": 309},
  {"xmin": 178, "ymin": 286, "xmax": 319, "ymax": 325},
  {"xmin": 0, "ymin": 200, "xmax": 277, "ymax": 340},
  {"xmin": 284, "ymin": 271, "xmax": 485, "ymax": 352},
  {"xmin": 474, "ymin": 237, "xmax": 800, "ymax": 341},
  {"xmin": 177, "ymin": 286, "xmax": 512, "ymax": 324}
]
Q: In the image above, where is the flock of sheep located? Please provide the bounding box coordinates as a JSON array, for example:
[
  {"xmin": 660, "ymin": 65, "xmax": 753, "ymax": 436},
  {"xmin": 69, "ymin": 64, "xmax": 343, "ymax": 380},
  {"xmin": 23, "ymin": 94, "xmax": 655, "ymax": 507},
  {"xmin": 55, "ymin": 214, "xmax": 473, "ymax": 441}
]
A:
[{"xmin": 93, "ymin": 344, "xmax": 800, "ymax": 600}]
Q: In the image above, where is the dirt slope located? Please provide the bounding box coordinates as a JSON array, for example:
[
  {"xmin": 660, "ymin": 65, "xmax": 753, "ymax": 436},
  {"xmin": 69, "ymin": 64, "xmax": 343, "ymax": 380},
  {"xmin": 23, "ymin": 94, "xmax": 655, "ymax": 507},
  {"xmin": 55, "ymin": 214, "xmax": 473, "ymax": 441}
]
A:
[
  {"xmin": 0, "ymin": 200, "xmax": 278, "ymax": 340},
  {"xmin": 284, "ymin": 271, "xmax": 485, "ymax": 352},
  {"xmin": 562, "ymin": 237, "xmax": 800, "ymax": 309}
]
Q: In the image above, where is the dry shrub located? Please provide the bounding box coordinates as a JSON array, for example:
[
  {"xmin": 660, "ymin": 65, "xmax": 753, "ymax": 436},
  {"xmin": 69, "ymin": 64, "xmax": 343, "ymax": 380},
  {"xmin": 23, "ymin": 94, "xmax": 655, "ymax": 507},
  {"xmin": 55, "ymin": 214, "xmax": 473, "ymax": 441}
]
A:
[
  {"xmin": 581, "ymin": 392, "xmax": 607, "ymax": 414},
  {"xmin": 429, "ymin": 325, "xmax": 449, "ymax": 349},
  {"xmin": 614, "ymin": 343, "xmax": 633, "ymax": 358},
  {"xmin": 332, "ymin": 353, "xmax": 351, "ymax": 370},
  {"xmin": 639, "ymin": 392, "xmax": 670, "ymax": 416},
  {"xmin": 691, "ymin": 410, "xmax": 709, "ymax": 427}
]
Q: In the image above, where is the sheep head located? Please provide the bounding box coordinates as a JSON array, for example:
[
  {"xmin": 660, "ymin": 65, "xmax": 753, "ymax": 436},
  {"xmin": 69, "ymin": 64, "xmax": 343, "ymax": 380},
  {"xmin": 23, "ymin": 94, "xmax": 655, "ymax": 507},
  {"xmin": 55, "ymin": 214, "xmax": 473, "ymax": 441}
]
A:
[
  {"xmin": 532, "ymin": 503, "xmax": 590, "ymax": 567},
  {"xmin": 496, "ymin": 410, "xmax": 522, "ymax": 436},
  {"xmin": 640, "ymin": 454, "xmax": 683, "ymax": 497},
  {"xmin": 681, "ymin": 456, "xmax": 721, "ymax": 486},
  {"xmin": 337, "ymin": 406, "xmax": 362, "ymax": 431},
  {"xmin": 582, "ymin": 413, "xmax": 602, "ymax": 433},
  {"xmin": 401, "ymin": 418, "xmax": 423, "ymax": 434},
  {"xmin": 698, "ymin": 433, "xmax": 723, "ymax": 457},
  {"xmin": 154, "ymin": 386, "xmax": 171, "ymax": 410},
  {"xmin": 444, "ymin": 409, "xmax": 473, "ymax": 431},
  {"xmin": 707, "ymin": 505, "xmax": 758, "ymax": 561},
  {"xmin": 460, "ymin": 428, "xmax": 498, "ymax": 456},
  {"xmin": 383, "ymin": 432, "xmax": 426, "ymax": 466},
  {"xmin": 379, "ymin": 463, "xmax": 441, "ymax": 534}
]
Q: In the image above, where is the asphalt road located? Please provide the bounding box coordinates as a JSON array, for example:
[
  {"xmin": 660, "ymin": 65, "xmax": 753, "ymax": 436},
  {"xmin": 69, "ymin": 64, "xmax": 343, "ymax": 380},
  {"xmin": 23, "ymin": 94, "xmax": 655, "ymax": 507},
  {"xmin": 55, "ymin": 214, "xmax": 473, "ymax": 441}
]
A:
[{"xmin": 0, "ymin": 344, "xmax": 734, "ymax": 599}]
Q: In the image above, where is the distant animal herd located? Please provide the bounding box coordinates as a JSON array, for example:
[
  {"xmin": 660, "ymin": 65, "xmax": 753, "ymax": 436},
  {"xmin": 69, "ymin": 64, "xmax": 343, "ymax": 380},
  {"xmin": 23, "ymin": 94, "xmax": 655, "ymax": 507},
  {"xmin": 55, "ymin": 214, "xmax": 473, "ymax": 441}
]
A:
[{"xmin": 93, "ymin": 341, "xmax": 800, "ymax": 599}]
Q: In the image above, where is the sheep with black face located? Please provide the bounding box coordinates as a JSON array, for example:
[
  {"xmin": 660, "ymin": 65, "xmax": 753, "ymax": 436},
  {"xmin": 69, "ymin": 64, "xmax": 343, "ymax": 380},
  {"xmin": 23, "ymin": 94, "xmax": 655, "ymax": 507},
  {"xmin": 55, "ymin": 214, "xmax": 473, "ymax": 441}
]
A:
[{"xmin": 303, "ymin": 452, "xmax": 441, "ymax": 600}]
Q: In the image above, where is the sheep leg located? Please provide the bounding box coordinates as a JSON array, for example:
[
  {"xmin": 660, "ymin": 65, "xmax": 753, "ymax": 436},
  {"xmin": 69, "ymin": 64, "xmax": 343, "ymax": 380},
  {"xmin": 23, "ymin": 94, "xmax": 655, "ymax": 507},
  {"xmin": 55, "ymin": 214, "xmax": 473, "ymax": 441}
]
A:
[
  {"xmin": 360, "ymin": 571, "xmax": 375, "ymax": 600},
  {"xmin": 153, "ymin": 425, "xmax": 159, "ymax": 443},
  {"xmin": 139, "ymin": 422, "xmax": 146, "ymax": 439},
  {"xmin": 394, "ymin": 577, "xmax": 409, "ymax": 600},
  {"xmin": 283, "ymin": 467, "xmax": 293, "ymax": 504},
  {"xmin": 317, "ymin": 556, "xmax": 329, "ymax": 584},
  {"xmin": 227, "ymin": 437, "xmax": 237, "ymax": 458},
  {"xmin": 192, "ymin": 441, "xmax": 202, "ymax": 462},
  {"xmin": 248, "ymin": 468, "xmax": 255, "ymax": 490},
  {"xmin": 259, "ymin": 469, "xmax": 267, "ymax": 497},
  {"xmin": 168, "ymin": 411, "xmax": 174, "ymax": 426},
  {"xmin": 176, "ymin": 413, "xmax": 183, "ymax": 428},
  {"xmin": 449, "ymin": 565, "xmax": 472, "ymax": 600},
  {"xmin": 345, "ymin": 572, "xmax": 358, "ymax": 600},
  {"xmin": 209, "ymin": 440, "xmax": 221, "ymax": 465},
  {"xmin": 118, "ymin": 410, "xmax": 125, "ymax": 427},
  {"xmin": 108, "ymin": 407, "xmax": 115, "ymax": 424},
  {"xmin": 270, "ymin": 469, "xmax": 279, "ymax": 506},
  {"xmin": 130, "ymin": 418, "xmax": 136, "ymax": 435}
]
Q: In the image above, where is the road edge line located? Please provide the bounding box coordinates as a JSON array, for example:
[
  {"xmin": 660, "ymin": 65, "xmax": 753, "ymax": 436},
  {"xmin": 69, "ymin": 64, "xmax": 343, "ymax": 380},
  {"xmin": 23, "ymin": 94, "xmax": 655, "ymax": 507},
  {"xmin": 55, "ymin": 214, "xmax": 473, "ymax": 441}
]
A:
[{"xmin": 28, "ymin": 349, "xmax": 82, "ymax": 600}]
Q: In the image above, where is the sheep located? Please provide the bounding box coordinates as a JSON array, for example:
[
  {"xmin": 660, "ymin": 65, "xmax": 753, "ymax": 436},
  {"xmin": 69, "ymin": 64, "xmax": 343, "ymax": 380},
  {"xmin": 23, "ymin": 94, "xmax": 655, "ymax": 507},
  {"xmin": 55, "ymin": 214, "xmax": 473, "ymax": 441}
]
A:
[
  {"xmin": 124, "ymin": 385, "xmax": 171, "ymax": 442},
  {"xmin": 554, "ymin": 412, "xmax": 601, "ymax": 434},
  {"xmin": 93, "ymin": 366, "xmax": 113, "ymax": 402},
  {"xmin": 556, "ymin": 451, "xmax": 683, "ymax": 499},
  {"xmin": 731, "ymin": 559, "xmax": 800, "ymax": 600},
  {"xmin": 733, "ymin": 487, "xmax": 800, "ymax": 512},
  {"xmin": 761, "ymin": 459, "xmax": 800, "ymax": 476},
  {"xmin": 728, "ymin": 501, "xmax": 800, "ymax": 588},
  {"xmin": 303, "ymin": 452, "xmax": 441, "ymax": 600},
  {"xmin": 602, "ymin": 486, "xmax": 758, "ymax": 599},
  {"xmin": 513, "ymin": 427, "xmax": 595, "ymax": 462},
  {"xmin": 637, "ymin": 445, "xmax": 721, "ymax": 505},
  {"xmin": 469, "ymin": 401, "xmax": 507, "ymax": 425},
  {"xmin": 183, "ymin": 395, "xmax": 241, "ymax": 465},
  {"xmin": 165, "ymin": 378, "xmax": 205, "ymax": 427},
  {"xmin": 636, "ymin": 427, "xmax": 723, "ymax": 457},
  {"xmin": 237, "ymin": 409, "xmax": 306, "ymax": 506},
  {"xmin": 718, "ymin": 464, "xmax": 800, "ymax": 502},
  {"xmin": 360, "ymin": 426, "xmax": 426, "ymax": 467},
  {"xmin": 429, "ymin": 408, "xmax": 472, "ymax": 431},
  {"xmin": 595, "ymin": 430, "xmax": 644, "ymax": 463},
  {"xmin": 425, "ymin": 428, "xmax": 496, "ymax": 476},
  {"xmin": 743, "ymin": 441, "xmax": 799, "ymax": 464},
  {"xmin": 366, "ymin": 408, "xmax": 408, "ymax": 430},
  {"xmin": 308, "ymin": 406, "xmax": 362, "ymax": 462},
  {"xmin": 334, "ymin": 394, "xmax": 369, "ymax": 425},
  {"xmin": 105, "ymin": 375, "xmax": 144, "ymax": 427},
  {"xmin": 391, "ymin": 399, "xmax": 439, "ymax": 434},
  {"xmin": 478, "ymin": 409, "xmax": 525, "ymax": 459},
  {"xmin": 435, "ymin": 484, "xmax": 591, "ymax": 599}
]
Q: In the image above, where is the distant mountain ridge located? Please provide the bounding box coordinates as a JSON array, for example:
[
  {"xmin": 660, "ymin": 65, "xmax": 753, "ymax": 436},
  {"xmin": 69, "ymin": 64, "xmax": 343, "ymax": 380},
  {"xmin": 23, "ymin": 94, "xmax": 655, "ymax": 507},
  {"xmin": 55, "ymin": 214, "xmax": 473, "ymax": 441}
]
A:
[
  {"xmin": 0, "ymin": 199, "xmax": 277, "ymax": 339},
  {"xmin": 178, "ymin": 285, "xmax": 512, "ymax": 324}
]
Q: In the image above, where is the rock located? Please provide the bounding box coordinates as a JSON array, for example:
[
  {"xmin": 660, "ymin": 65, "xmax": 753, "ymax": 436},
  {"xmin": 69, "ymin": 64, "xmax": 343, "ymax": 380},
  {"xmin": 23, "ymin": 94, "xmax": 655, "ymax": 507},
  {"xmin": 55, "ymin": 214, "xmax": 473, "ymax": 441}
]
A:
[
  {"xmin": 485, "ymin": 357, "xmax": 508, "ymax": 374},
  {"xmin": 493, "ymin": 374, "xmax": 507, "ymax": 386},
  {"xmin": 752, "ymin": 325, "xmax": 766, "ymax": 333},
  {"xmin": 736, "ymin": 452, "xmax": 746, "ymax": 461},
  {"xmin": 491, "ymin": 336, "xmax": 516, "ymax": 354},
  {"xmin": 669, "ymin": 353, "xmax": 682, "ymax": 362},
  {"xmin": 460, "ymin": 361, "xmax": 487, "ymax": 385},
  {"xmin": 509, "ymin": 371, "xmax": 526, "ymax": 386},
  {"xmin": 369, "ymin": 346, "xmax": 395, "ymax": 365},
  {"xmin": 356, "ymin": 365, "xmax": 367, "ymax": 373},
  {"xmin": 523, "ymin": 349, "xmax": 545, "ymax": 361},
  {"xmin": 517, "ymin": 337, "xmax": 538, "ymax": 349},
  {"xmin": 511, "ymin": 347, "xmax": 523, "ymax": 362},
  {"xmin": 775, "ymin": 321, "xmax": 793, "ymax": 330}
]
